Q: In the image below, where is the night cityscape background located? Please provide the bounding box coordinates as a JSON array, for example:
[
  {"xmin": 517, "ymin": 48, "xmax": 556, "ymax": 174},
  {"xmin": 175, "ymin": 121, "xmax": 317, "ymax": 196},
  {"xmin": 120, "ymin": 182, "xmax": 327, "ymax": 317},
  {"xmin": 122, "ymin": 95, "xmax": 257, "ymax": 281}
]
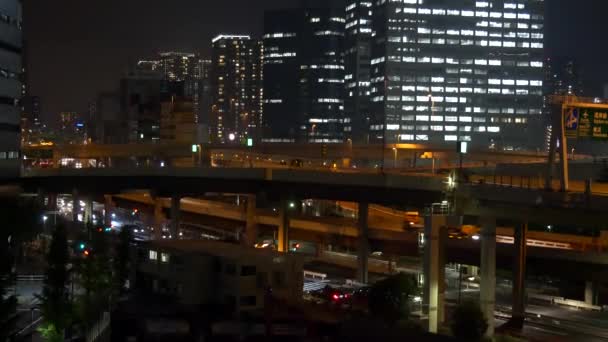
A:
[
  {"xmin": 2, "ymin": 1, "xmax": 608, "ymax": 341},
  {"xmin": 22, "ymin": 1, "xmax": 608, "ymax": 121}
]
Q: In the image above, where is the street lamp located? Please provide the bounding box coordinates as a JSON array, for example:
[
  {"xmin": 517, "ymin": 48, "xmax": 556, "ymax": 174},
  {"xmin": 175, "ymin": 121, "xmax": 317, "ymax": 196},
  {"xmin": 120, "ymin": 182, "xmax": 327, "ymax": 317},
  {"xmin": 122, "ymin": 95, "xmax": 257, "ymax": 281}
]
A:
[
  {"xmin": 42, "ymin": 215, "xmax": 48, "ymax": 233},
  {"xmin": 392, "ymin": 147, "xmax": 398, "ymax": 168}
]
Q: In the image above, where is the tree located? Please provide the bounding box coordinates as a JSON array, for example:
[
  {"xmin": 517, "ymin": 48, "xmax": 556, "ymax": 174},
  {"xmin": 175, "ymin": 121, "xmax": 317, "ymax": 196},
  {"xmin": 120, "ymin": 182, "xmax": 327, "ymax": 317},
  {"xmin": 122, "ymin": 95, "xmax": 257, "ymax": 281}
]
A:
[
  {"xmin": 38, "ymin": 224, "xmax": 71, "ymax": 340},
  {"xmin": 76, "ymin": 229, "xmax": 112, "ymax": 326},
  {"xmin": 0, "ymin": 196, "xmax": 44, "ymax": 340},
  {"xmin": 113, "ymin": 228, "xmax": 132, "ymax": 296},
  {"xmin": 0, "ymin": 235, "xmax": 17, "ymax": 341},
  {"xmin": 367, "ymin": 273, "xmax": 417, "ymax": 325},
  {"xmin": 450, "ymin": 300, "xmax": 488, "ymax": 341}
]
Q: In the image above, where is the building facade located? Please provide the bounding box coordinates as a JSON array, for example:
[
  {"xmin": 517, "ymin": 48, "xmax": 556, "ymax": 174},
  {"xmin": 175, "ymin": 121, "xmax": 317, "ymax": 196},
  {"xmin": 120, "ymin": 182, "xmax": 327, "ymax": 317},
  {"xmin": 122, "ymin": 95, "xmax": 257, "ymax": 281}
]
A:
[
  {"xmin": 344, "ymin": 1, "xmax": 373, "ymax": 144},
  {"xmin": 262, "ymin": 10, "xmax": 303, "ymax": 143},
  {"xmin": 59, "ymin": 111, "xmax": 87, "ymax": 144},
  {"xmin": 158, "ymin": 52, "xmax": 198, "ymax": 82},
  {"xmin": 121, "ymin": 69, "xmax": 164, "ymax": 143},
  {"xmin": 211, "ymin": 35, "xmax": 263, "ymax": 144},
  {"xmin": 160, "ymin": 99, "xmax": 197, "ymax": 144},
  {"xmin": 545, "ymin": 57, "xmax": 583, "ymax": 97},
  {"xmin": 0, "ymin": 0, "xmax": 22, "ymax": 176},
  {"xmin": 263, "ymin": 2, "xmax": 346, "ymax": 144},
  {"xmin": 134, "ymin": 240, "xmax": 304, "ymax": 315},
  {"xmin": 196, "ymin": 59, "xmax": 213, "ymax": 143},
  {"xmin": 22, "ymin": 95, "xmax": 41, "ymax": 144},
  {"xmin": 366, "ymin": 0, "xmax": 545, "ymax": 150}
]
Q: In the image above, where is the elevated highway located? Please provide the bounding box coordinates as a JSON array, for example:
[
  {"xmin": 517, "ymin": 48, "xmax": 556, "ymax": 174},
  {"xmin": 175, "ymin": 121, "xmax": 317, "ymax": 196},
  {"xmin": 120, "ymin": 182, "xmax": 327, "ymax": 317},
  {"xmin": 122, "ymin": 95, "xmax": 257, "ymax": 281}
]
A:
[
  {"xmin": 17, "ymin": 165, "xmax": 608, "ymax": 335},
  {"xmin": 18, "ymin": 167, "xmax": 608, "ymax": 227},
  {"xmin": 111, "ymin": 193, "xmax": 608, "ymax": 283}
]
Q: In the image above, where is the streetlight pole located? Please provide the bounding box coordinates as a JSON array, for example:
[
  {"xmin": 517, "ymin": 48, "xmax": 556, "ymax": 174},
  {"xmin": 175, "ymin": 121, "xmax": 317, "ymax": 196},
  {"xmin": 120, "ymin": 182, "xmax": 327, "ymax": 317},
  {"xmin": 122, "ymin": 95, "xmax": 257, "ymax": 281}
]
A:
[
  {"xmin": 393, "ymin": 148, "xmax": 398, "ymax": 168},
  {"xmin": 30, "ymin": 307, "xmax": 34, "ymax": 342},
  {"xmin": 458, "ymin": 264, "xmax": 463, "ymax": 304}
]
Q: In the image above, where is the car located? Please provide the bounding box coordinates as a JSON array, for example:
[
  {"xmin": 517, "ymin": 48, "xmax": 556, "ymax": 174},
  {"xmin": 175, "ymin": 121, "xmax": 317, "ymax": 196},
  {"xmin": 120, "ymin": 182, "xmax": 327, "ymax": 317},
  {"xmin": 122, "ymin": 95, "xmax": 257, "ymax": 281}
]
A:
[
  {"xmin": 310, "ymin": 286, "xmax": 352, "ymax": 306},
  {"xmin": 290, "ymin": 159, "xmax": 304, "ymax": 168},
  {"xmin": 448, "ymin": 228, "xmax": 468, "ymax": 240},
  {"xmin": 254, "ymin": 239, "xmax": 275, "ymax": 249}
]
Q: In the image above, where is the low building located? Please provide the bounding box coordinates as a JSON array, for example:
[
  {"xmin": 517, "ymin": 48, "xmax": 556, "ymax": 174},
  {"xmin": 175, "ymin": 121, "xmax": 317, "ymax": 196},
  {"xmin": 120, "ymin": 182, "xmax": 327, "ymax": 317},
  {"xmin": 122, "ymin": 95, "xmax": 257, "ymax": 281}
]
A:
[
  {"xmin": 133, "ymin": 239, "xmax": 304, "ymax": 316},
  {"xmin": 160, "ymin": 99, "xmax": 197, "ymax": 144}
]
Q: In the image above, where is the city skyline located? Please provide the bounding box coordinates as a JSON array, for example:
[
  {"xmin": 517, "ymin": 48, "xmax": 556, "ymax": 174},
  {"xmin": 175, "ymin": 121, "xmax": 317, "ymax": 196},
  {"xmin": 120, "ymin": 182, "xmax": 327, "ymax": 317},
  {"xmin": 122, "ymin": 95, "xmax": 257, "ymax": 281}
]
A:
[
  {"xmin": 9, "ymin": 2, "xmax": 608, "ymax": 340},
  {"xmin": 23, "ymin": 1, "xmax": 608, "ymax": 125}
]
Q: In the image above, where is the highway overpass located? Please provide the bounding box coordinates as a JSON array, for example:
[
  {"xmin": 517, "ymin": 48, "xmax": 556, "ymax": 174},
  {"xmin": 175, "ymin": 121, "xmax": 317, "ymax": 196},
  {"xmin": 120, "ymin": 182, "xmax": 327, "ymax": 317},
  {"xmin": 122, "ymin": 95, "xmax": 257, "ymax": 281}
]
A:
[
  {"xmin": 18, "ymin": 167, "xmax": 608, "ymax": 226},
  {"xmin": 16, "ymin": 166, "xmax": 608, "ymax": 335},
  {"xmin": 110, "ymin": 193, "xmax": 608, "ymax": 284}
]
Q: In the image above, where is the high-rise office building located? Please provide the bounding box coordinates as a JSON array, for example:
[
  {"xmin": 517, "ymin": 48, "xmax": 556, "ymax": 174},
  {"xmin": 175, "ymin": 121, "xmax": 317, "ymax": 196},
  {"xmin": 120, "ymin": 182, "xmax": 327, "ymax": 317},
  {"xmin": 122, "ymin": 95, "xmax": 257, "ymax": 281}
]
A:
[
  {"xmin": 300, "ymin": 2, "xmax": 346, "ymax": 143},
  {"xmin": 0, "ymin": 0, "xmax": 22, "ymax": 176},
  {"xmin": 366, "ymin": 0, "xmax": 545, "ymax": 150},
  {"xmin": 121, "ymin": 69, "xmax": 164, "ymax": 143},
  {"xmin": 197, "ymin": 59, "xmax": 213, "ymax": 143},
  {"xmin": 262, "ymin": 10, "xmax": 302, "ymax": 143},
  {"xmin": 94, "ymin": 91, "xmax": 127, "ymax": 144},
  {"xmin": 263, "ymin": 1, "xmax": 346, "ymax": 144},
  {"xmin": 344, "ymin": 1, "xmax": 372, "ymax": 144},
  {"xmin": 211, "ymin": 35, "xmax": 263, "ymax": 144},
  {"xmin": 136, "ymin": 60, "xmax": 160, "ymax": 73},
  {"xmin": 160, "ymin": 99, "xmax": 197, "ymax": 144},
  {"xmin": 59, "ymin": 112, "xmax": 87, "ymax": 144},
  {"xmin": 545, "ymin": 57, "xmax": 583, "ymax": 97},
  {"xmin": 22, "ymin": 96, "xmax": 41, "ymax": 144},
  {"xmin": 158, "ymin": 52, "xmax": 198, "ymax": 82},
  {"xmin": 23, "ymin": 96, "xmax": 40, "ymax": 127}
]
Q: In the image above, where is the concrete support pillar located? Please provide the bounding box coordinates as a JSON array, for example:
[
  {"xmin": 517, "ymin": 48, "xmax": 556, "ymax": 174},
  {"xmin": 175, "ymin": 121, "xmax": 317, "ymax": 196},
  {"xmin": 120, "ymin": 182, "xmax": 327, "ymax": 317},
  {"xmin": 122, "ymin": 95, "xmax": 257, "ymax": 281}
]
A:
[
  {"xmin": 84, "ymin": 198, "xmax": 93, "ymax": 227},
  {"xmin": 511, "ymin": 223, "xmax": 528, "ymax": 328},
  {"xmin": 153, "ymin": 198, "xmax": 164, "ymax": 240},
  {"xmin": 72, "ymin": 190, "xmax": 80, "ymax": 225},
  {"xmin": 104, "ymin": 195, "xmax": 114, "ymax": 227},
  {"xmin": 278, "ymin": 198, "xmax": 289, "ymax": 252},
  {"xmin": 423, "ymin": 214, "xmax": 447, "ymax": 334},
  {"xmin": 47, "ymin": 193, "xmax": 57, "ymax": 211},
  {"xmin": 170, "ymin": 196, "xmax": 181, "ymax": 239},
  {"xmin": 357, "ymin": 202, "xmax": 369, "ymax": 284},
  {"xmin": 480, "ymin": 216, "xmax": 497, "ymax": 338},
  {"xmin": 585, "ymin": 281, "xmax": 598, "ymax": 306},
  {"xmin": 244, "ymin": 194, "xmax": 258, "ymax": 246}
]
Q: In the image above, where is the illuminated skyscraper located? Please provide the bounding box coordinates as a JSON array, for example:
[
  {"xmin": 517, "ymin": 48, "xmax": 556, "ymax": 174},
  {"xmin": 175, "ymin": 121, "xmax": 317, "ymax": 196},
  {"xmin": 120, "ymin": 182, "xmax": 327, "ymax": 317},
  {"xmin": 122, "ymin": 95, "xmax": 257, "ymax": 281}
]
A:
[
  {"xmin": 263, "ymin": 1, "xmax": 346, "ymax": 143},
  {"xmin": 0, "ymin": 0, "xmax": 22, "ymax": 176},
  {"xmin": 344, "ymin": 1, "xmax": 373, "ymax": 144},
  {"xmin": 365, "ymin": 0, "xmax": 545, "ymax": 150},
  {"xmin": 196, "ymin": 59, "xmax": 213, "ymax": 142},
  {"xmin": 545, "ymin": 57, "xmax": 583, "ymax": 97},
  {"xmin": 262, "ymin": 10, "xmax": 302, "ymax": 143},
  {"xmin": 157, "ymin": 52, "xmax": 198, "ymax": 82},
  {"xmin": 211, "ymin": 35, "xmax": 263, "ymax": 144}
]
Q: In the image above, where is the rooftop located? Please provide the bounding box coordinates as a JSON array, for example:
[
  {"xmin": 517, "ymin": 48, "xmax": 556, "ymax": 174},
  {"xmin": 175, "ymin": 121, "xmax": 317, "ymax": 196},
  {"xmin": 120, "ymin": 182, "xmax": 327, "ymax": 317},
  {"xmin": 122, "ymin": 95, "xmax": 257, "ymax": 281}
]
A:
[
  {"xmin": 212, "ymin": 34, "xmax": 251, "ymax": 43},
  {"xmin": 146, "ymin": 239, "xmax": 298, "ymax": 261}
]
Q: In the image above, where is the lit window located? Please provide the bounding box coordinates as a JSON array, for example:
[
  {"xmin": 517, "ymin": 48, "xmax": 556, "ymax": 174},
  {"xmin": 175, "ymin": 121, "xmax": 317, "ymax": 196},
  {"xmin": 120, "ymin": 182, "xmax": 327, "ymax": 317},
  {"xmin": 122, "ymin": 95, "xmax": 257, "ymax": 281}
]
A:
[
  {"xmin": 488, "ymin": 126, "xmax": 500, "ymax": 133},
  {"xmin": 161, "ymin": 253, "xmax": 170, "ymax": 263},
  {"xmin": 149, "ymin": 250, "xmax": 158, "ymax": 261}
]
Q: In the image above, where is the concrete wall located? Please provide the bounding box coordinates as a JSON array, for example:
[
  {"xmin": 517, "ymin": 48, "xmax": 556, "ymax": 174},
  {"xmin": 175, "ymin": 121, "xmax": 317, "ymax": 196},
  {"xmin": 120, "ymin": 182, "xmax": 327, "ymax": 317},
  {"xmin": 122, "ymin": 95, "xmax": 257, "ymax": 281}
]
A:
[{"xmin": 136, "ymin": 245, "xmax": 303, "ymax": 315}]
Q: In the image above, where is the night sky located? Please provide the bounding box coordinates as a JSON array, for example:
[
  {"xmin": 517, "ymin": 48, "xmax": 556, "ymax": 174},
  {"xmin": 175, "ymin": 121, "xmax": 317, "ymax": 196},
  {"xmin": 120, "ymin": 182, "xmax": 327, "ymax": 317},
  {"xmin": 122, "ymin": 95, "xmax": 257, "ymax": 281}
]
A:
[{"xmin": 23, "ymin": 0, "xmax": 608, "ymax": 125}]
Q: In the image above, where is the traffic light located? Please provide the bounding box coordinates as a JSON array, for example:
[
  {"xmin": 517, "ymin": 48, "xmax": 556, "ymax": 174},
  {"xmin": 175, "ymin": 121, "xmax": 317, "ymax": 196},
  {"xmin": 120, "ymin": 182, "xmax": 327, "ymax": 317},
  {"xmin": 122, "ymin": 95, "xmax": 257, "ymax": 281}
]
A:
[
  {"xmin": 83, "ymin": 249, "xmax": 90, "ymax": 257},
  {"xmin": 78, "ymin": 243, "xmax": 86, "ymax": 250}
]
